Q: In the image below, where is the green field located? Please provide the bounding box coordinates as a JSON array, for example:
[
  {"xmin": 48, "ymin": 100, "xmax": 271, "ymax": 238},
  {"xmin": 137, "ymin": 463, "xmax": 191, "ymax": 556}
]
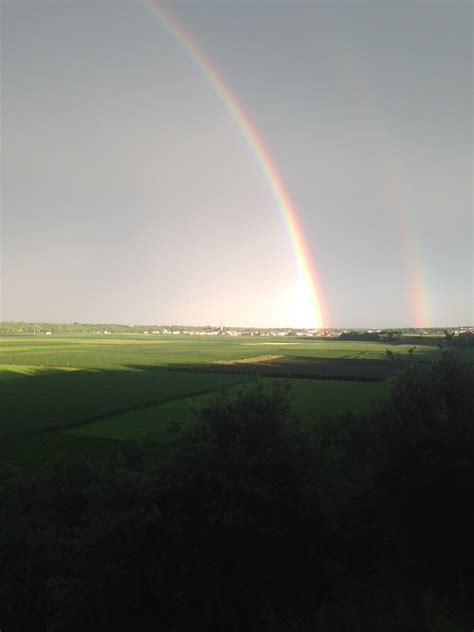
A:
[{"xmin": 0, "ymin": 334, "xmax": 440, "ymax": 469}]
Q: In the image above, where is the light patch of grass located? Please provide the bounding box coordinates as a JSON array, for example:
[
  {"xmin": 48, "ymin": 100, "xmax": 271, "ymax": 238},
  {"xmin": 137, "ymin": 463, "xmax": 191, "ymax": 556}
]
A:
[
  {"xmin": 0, "ymin": 364, "xmax": 81, "ymax": 382},
  {"xmin": 242, "ymin": 342, "xmax": 302, "ymax": 346},
  {"xmin": 213, "ymin": 355, "xmax": 282, "ymax": 365}
]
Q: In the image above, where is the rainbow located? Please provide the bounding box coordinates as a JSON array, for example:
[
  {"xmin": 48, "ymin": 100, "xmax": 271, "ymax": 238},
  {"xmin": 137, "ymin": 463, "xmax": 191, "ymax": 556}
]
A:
[
  {"xmin": 331, "ymin": 47, "xmax": 432, "ymax": 329},
  {"xmin": 143, "ymin": 2, "xmax": 327, "ymax": 329},
  {"xmin": 386, "ymin": 170, "xmax": 431, "ymax": 329}
]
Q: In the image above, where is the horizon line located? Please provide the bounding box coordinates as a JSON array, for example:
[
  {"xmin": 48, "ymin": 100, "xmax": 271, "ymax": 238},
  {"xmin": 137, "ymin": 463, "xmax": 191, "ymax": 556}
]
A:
[{"xmin": 1, "ymin": 320, "xmax": 471, "ymax": 331}]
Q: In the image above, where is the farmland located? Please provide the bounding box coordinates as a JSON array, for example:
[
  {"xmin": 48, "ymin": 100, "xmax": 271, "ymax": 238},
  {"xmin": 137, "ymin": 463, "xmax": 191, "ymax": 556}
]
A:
[
  {"xmin": 0, "ymin": 334, "xmax": 442, "ymax": 469},
  {"xmin": 1, "ymin": 333, "xmax": 473, "ymax": 630}
]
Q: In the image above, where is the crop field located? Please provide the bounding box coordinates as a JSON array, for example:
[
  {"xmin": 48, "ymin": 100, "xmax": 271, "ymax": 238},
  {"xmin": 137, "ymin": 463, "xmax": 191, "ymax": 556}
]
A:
[
  {"xmin": 177, "ymin": 354, "xmax": 398, "ymax": 381},
  {"xmin": 0, "ymin": 334, "xmax": 442, "ymax": 469}
]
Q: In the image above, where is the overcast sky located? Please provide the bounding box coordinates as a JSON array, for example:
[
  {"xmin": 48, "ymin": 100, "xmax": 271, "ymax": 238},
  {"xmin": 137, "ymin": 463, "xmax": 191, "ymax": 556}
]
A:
[{"xmin": 1, "ymin": 0, "xmax": 472, "ymax": 328}]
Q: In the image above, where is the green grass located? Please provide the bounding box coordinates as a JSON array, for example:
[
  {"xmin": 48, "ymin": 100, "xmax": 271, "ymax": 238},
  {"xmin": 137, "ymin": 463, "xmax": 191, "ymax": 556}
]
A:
[
  {"xmin": 0, "ymin": 334, "xmax": 441, "ymax": 370},
  {"xmin": 1, "ymin": 377, "xmax": 384, "ymax": 472},
  {"xmin": 65, "ymin": 392, "xmax": 211, "ymax": 442},
  {"xmin": 290, "ymin": 379, "xmax": 389, "ymax": 422},
  {"xmin": 0, "ymin": 364, "xmax": 249, "ymax": 437},
  {"xmin": 0, "ymin": 334, "xmax": 442, "ymax": 470},
  {"xmin": 65, "ymin": 378, "xmax": 389, "ymax": 443}
]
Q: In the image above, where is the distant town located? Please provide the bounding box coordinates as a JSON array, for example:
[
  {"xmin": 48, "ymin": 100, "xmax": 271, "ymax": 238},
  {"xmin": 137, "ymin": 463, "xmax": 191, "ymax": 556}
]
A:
[{"xmin": 1, "ymin": 321, "xmax": 473, "ymax": 340}]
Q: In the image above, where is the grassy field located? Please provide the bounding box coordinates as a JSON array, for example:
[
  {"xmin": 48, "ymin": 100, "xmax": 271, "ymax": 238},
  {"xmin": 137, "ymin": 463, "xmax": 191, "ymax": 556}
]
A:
[
  {"xmin": 0, "ymin": 364, "xmax": 247, "ymax": 436},
  {"xmin": 65, "ymin": 379, "xmax": 389, "ymax": 441},
  {"xmin": 0, "ymin": 334, "xmax": 440, "ymax": 469},
  {"xmin": 0, "ymin": 334, "xmax": 441, "ymax": 368}
]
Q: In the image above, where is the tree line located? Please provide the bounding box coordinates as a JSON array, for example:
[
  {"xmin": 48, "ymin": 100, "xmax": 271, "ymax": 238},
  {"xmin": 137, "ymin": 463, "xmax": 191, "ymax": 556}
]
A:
[{"xmin": 0, "ymin": 322, "xmax": 152, "ymax": 335}]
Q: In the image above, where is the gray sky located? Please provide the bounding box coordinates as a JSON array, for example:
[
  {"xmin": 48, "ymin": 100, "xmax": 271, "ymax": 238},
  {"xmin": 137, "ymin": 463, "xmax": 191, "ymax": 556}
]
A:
[{"xmin": 1, "ymin": 0, "xmax": 472, "ymax": 328}]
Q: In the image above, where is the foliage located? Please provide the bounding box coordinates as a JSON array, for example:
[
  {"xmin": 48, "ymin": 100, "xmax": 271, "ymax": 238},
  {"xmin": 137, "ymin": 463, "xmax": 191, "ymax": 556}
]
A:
[
  {"xmin": 370, "ymin": 352, "xmax": 474, "ymax": 589},
  {"xmin": 0, "ymin": 383, "xmax": 325, "ymax": 631},
  {"xmin": 443, "ymin": 328, "xmax": 474, "ymax": 349},
  {"xmin": 339, "ymin": 329, "xmax": 402, "ymax": 343},
  {"xmin": 1, "ymin": 353, "xmax": 473, "ymax": 630}
]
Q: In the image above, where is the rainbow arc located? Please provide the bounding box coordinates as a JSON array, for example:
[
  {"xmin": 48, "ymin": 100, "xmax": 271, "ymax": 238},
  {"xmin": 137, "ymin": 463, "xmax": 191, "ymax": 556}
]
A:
[{"xmin": 144, "ymin": 2, "xmax": 327, "ymax": 329}]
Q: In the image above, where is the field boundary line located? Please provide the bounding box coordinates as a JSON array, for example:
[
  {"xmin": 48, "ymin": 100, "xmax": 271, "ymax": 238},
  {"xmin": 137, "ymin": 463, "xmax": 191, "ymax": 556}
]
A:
[{"xmin": 16, "ymin": 377, "xmax": 255, "ymax": 437}]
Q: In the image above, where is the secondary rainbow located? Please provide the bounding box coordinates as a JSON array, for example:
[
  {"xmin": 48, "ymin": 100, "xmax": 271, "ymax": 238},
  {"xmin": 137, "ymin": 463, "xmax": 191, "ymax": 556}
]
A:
[
  {"xmin": 143, "ymin": 1, "xmax": 327, "ymax": 329},
  {"xmin": 332, "ymin": 47, "xmax": 432, "ymax": 328}
]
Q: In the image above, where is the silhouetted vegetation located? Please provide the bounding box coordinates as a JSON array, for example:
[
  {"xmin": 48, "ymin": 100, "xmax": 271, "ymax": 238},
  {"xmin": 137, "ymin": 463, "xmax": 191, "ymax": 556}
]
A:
[
  {"xmin": 1, "ymin": 352, "xmax": 473, "ymax": 631},
  {"xmin": 339, "ymin": 329, "xmax": 404, "ymax": 343},
  {"xmin": 443, "ymin": 328, "xmax": 474, "ymax": 349}
]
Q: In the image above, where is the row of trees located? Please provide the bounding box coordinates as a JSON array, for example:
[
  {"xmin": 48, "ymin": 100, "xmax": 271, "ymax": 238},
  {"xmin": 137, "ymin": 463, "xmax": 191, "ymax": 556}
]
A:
[
  {"xmin": 339, "ymin": 329, "xmax": 403, "ymax": 342},
  {"xmin": 443, "ymin": 328, "xmax": 474, "ymax": 348},
  {"xmin": 0, "ymin": 321, "xmax": 152, "ymax": 335},
  {"xmin": 1, "ymin": 352, "xmax": 473, "ymax": 630}
]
